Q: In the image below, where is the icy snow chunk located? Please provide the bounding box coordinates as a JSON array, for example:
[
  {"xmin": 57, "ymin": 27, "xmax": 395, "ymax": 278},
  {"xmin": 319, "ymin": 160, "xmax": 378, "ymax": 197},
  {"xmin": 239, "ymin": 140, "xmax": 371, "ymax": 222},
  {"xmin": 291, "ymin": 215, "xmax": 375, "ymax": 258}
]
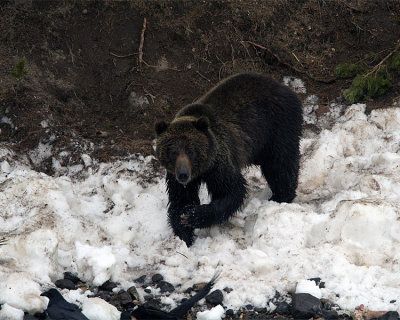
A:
[
  {"xmin": 1, "ymin": 160, "xmax": 11, "ymax": 173},
  {"xmin": 75, "ymin": 242, "xmax": 117, "ymax": 286},
  {"xmin": 295, "ymin": 280, "xmax": 322, "ymax": 299},
  {"xmin": 0, "ymin": 304, "xmax": 24, "ymax": 320},
  {"xmin": 0, "ymin": 273, "xmax": 48, "ymax": 314},
  {"xmin": 197, "ymin": 305, "xmax": 225, "ymax": 320},
  {"xmin": 82, "ymin": 297, "xmax": 120, "ymax": 320},
  {"xmin": 81, "ymin": 154, "xmax": 92, "ymax": 167},
  {"xmin": 283, "ymin": 76, "xmax": 306, "ymax": 94}
]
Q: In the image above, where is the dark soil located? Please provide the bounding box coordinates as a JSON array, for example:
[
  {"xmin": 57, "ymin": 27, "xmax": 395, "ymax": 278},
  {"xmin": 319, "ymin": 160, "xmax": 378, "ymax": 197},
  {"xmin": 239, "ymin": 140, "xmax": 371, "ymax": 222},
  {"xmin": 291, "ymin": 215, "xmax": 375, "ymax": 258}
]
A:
[{"xmin": 1, "ymin": 0, "xmax": 400, "ymax": 174}]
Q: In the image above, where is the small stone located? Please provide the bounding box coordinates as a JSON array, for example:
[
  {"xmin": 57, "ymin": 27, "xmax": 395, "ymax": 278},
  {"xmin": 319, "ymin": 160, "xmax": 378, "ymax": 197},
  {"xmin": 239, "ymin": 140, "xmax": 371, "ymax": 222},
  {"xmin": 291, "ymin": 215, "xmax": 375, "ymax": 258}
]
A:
[
  {"xmin": 82, "ymin": 9, "xmax": 88, "ymax": 14},
  {"xmin": 226, "ymin": 309, "xmax": 234, "ymax": 317},
  {"xmin": 308, "ymin": 277, "xmax": 321, "ymax": 285},
  {"xmin": 127, "ymin": 286, "xmax": 140, "ymax": 300},
  {"xmin": 144, "ymin": 288, "xmax": 151, "ymax": 294},
  {"xmin": 63, "ymin": 272, "xmax": 81, "ymax": 284},
  {"xmin": 134, "ymin": 275, "xmax": 147, "ymax": 284},
  {"xmin": 379, "ymin": 311, "xmax": 400, "ymax": 320},
  {"xmin": 96, "ymin": 291, "xmax": 110, "ymax": 301},
  {"xmin": 151, "ymin": 273, "xmax": 164, "ymax": 284},
  {"xmin": 390, "ymin": 300, "xmax": 396, "ymax": 303},
  {"xmin": 322, "ymin": 309, "xmax": 339, "ymax": 320},
  {"xmin": 99, "ymin": 280, "xmax": 117, "ymax": 292},
  {"xmin": 118, "ymin": 290, "xmax": 133, "ymax": 307},
  {"xmin": 55, "ymin": 278, "xmax": 77, "ymax": 290},
  {"xmin": 293, "ymin": 293, "xmax": 322, "ymax": 319},
  {"xmin": 157, "ymin": 280, "xmax": 175, "ymax": 293},
  {"xmin": 275, "ymin": 301, "xmax": 291, "ymax": 315},
  {"xmin": 205, "ymin": 289, "xmax": 224, "ymax": 306},
  {"xmin": 184, "ymin": 286, "xmax": 193, "ymax": 294},
  {"xmin": 223, "ymin": 287, "xmax": 233, "ymax": 293}
]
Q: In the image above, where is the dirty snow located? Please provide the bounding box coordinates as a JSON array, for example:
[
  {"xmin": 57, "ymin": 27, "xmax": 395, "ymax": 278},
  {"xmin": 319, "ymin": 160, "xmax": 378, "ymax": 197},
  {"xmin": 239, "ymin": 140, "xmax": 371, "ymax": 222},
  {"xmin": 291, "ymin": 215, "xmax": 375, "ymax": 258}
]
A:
[{"xmin": 0, "ymin": 103, "xmax": 400, "ymax": 318}]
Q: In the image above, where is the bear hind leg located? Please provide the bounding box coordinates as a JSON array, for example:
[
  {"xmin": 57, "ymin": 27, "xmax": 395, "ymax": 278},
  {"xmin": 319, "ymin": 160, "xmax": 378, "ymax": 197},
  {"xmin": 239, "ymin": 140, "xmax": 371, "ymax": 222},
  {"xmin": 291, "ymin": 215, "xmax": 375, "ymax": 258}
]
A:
[{"xmin": 258, "ymin": 145, "xmax": 300, "ymax": 203}]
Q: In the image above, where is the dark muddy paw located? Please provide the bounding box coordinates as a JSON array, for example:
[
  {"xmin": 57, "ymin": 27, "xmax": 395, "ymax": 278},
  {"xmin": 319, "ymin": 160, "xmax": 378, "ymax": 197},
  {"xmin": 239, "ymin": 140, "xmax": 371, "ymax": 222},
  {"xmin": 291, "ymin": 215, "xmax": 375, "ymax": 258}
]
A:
[{"xmin": 180, "ymin": 205, "xmax": 196, "ymax": 227}]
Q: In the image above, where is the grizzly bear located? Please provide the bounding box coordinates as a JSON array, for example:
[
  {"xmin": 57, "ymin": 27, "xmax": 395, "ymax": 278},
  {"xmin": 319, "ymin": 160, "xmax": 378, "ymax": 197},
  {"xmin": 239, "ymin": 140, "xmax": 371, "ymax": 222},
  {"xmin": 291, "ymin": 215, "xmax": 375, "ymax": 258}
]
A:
[{"xmin": 155, "ymin": 73, "xmax": 303, "ymax": 246}]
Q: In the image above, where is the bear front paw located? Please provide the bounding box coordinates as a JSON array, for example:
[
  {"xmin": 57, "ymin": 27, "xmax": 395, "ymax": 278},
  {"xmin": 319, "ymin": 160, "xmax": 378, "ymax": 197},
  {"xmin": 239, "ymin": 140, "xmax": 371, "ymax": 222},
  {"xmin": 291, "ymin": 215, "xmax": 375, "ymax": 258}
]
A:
[{"xmin": 180, "ymin": 205, "xmax": 197, "ymax": 228}]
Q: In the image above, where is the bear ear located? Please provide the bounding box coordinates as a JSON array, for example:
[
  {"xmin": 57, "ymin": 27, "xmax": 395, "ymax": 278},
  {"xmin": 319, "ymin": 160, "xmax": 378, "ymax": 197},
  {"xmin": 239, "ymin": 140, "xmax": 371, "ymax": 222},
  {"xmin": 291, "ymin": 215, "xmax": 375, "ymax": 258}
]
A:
[
  {"xmin": 155, "ymin": 121, "xmax": 169, "ymax": 135},
  {"xmin": 193, "ymin": 117, "xmax": 209, "ymax": 132}
]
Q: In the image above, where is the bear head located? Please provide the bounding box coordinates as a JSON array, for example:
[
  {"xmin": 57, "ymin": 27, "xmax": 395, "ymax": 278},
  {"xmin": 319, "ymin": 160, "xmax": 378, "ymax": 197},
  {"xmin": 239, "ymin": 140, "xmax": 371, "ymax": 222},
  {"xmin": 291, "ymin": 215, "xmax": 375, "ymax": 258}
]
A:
[{"xmin": 155, "ymin": 116, "xmax": 214, "ymax": 185}]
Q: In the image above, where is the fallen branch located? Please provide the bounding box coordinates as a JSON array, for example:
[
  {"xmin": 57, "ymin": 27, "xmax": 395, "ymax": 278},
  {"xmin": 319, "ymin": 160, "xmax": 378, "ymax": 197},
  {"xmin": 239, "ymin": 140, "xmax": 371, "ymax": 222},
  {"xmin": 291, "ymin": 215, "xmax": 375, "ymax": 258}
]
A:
[
  {"xmin": 109, "ymin": 51, "xmax": 137, "ymax": 58},
  {"xmin": 364, "ymin": 40, "xmax": 400, "ymax": 77},
  {"xmin": 138, "ymin": 17, "xmax": 147, "ymax": 70},
  {"xmin": 245, "ymin": 40, "xmax": 336, "ymax": 84}
]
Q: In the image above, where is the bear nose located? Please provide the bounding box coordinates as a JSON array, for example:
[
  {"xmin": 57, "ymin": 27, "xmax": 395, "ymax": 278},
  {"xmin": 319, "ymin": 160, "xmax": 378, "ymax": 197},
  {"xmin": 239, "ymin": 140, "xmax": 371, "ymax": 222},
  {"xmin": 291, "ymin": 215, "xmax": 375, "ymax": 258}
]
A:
[{"xmin": 177, "ymin": 169, "xmax": 189, "ymax": 184}]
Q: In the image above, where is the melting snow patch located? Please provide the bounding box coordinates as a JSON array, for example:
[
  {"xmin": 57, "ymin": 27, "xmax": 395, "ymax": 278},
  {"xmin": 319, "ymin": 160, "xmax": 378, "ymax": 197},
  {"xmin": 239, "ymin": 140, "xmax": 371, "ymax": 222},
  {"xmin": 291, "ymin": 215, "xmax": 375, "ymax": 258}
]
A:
[
  {"xmin": 81, "ymin": 297, "xmax": 120, "ymax": 320},
  {"xmin": 283, "ymin": 76, "xmax": 306, "ymax": 94},
  {"xmin": 197, "ymin": 305, "xmax": 225, "ymax": 320},
  {"xmin": 0, "ymin": 105, "xmax": 400, "ymax": 314}
]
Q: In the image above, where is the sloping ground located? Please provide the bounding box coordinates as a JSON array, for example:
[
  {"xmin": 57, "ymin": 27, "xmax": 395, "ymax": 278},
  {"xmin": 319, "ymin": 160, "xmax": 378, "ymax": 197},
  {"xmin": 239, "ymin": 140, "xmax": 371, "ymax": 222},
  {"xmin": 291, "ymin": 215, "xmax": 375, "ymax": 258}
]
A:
[{"xmin": 0, "ymin": 0, "xmax": 399, "ymax": 172}]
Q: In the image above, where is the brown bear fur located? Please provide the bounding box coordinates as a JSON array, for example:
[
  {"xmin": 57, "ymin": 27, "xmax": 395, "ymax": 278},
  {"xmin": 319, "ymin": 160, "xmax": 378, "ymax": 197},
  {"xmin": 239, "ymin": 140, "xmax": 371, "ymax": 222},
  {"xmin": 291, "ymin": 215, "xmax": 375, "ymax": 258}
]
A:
[{"xmin": 155, "ymin": 73, "xmax": 303, "ymax": 246}]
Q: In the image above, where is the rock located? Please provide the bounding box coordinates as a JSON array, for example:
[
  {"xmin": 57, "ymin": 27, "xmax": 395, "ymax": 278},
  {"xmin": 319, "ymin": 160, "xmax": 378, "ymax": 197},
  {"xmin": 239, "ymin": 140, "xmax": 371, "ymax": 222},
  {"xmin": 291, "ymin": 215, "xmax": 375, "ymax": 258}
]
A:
[
  {"xmin": 223, "ymin": 287, "xmax": 233, "ymax": 293},
  {"xmin": 63, "ymin": 272, "xmax": 81, "ymax": 284},
  {"xmin": 275, "ymin": 301, "xmax": 291, "ymax": 315},
  {"xmin": 322, "ymin": 309, "xmax": 339, "ymax": 320},
  {"xmin": 96, "ymin": 291, "xmax": 111, "ymax": 301},
  {"xmin": 157, "ymin": 280, "xmax": 175, "ymax": 293},
  {"xmin": 127, "ymin": 286, "xmax": 140, "ymax": 300},
  {"xmin": 206, "ymin": 289, "xmax": 224, "ymax": 306},
  {"xmin": 55, "ymin": 278, "xmax": 77, "ymax": 290},
  {"xmin": 117, "ymin": 290, "xmax": 134, "ymax": 307},
  {"xmin": 246, "ymin": 304, "xmax": 253, "ymax": 310},
  {"xmin": 292, "ymin": 293, "xmax": 322, "ymax": 319},
  {"xmin": 99, "ymin": 280, "xmax": 117, "ymax": 292},
  {"xmin": 151, "ymin": 274, "xmax": 163, "ymax": 284},
  {"xmin": 144, "ymin": 288, "xmax": 151, "ymax": 294},
  {"xmin": 226, "ymin": 309, "xmax": 234, "ymax": 317},
  {"xmin": 379, "ymin": 311, "xmax": 400, "ymax": 320},
  {"xmin": 134, "ymin": 275, "xmax": 147, "ymax": 284}
]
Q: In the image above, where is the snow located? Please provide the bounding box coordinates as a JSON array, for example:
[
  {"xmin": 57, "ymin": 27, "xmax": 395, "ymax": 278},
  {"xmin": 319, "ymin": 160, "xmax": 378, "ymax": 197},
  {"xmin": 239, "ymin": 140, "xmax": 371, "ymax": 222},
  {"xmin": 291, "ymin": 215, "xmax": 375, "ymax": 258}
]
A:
[
  {"xmin": 0, "ymin": 304, "xmax": 24, "ymax": 320},
  {"xmin": 81, "ymin": 297, "xmax": 120, "ymax": 320},
  {"xmin": 1, "ymin": 103, "xmax": 400, "ymax": 317},
  {"xmin": 196, "ymin": 305, "xmax": 225, "ymax": 320},
  {"xmin": 295, "ymin": 280, "xmax": 322, "ymax": 299}
]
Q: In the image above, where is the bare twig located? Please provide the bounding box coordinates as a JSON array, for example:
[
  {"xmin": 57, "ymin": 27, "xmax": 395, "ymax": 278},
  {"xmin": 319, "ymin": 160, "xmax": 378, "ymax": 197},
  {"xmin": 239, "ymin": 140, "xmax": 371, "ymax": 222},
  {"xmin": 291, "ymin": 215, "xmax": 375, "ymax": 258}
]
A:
[
  {"xmin": 245, "ymin": 40, "xmax": 336, "ymax": 84},
  {"xmin": 364, "ymin": 40, "xmax": 400, "ymax": 77},
  {"xmin": 109, "ymin": 51, "xmax": 137, "ymax": 58},
  {"xmin": 138, "ymin": 17, "xmax": 147, "ymax": 70},
  {"xmin": 196, "ymin": 71, "xmax": 211, "ymax": 82},
  {"xmin": 176, "ymin": 251, "xmax": 189, "ymax": 259}
]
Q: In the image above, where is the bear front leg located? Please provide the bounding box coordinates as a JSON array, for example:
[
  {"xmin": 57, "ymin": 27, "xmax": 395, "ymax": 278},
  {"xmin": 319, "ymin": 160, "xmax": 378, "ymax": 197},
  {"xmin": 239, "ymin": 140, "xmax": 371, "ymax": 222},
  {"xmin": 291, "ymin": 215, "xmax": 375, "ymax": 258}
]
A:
[
  {"xmin": 182, "ymin": 171, "xmax": 247, "ymax": 229},
  {"xmin": 166, "ymin": 173, "xmax": 200, "ymax": 246}
]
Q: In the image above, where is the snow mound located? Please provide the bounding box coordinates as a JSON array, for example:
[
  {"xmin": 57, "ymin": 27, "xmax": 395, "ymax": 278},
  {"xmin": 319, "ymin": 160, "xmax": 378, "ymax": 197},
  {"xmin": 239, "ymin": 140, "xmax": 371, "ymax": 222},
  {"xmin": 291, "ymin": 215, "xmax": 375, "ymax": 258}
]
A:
[{"xmin": 0, "ymin": 104, "xmax": 400, "ymax": 315}]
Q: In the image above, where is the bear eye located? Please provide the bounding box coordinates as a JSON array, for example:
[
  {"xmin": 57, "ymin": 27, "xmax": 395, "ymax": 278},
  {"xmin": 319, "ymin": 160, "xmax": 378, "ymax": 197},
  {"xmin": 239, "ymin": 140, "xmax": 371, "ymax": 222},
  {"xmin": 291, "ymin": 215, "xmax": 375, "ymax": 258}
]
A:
[
  {"xmin": 168, "ymin": 150, "xmax": 178, "ymax": 160},
  {"xmin": 187, "ymin": 151, "xmax": 195, "ymax": 158}
]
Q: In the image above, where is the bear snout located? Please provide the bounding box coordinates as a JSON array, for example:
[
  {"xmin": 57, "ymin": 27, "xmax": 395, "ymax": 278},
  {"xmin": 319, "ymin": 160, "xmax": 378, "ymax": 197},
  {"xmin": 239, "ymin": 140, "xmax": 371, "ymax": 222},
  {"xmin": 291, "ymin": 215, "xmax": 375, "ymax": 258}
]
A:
[{"xmin": 175, "ymin": 153, "xmax": 191, "ymax": 184}]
